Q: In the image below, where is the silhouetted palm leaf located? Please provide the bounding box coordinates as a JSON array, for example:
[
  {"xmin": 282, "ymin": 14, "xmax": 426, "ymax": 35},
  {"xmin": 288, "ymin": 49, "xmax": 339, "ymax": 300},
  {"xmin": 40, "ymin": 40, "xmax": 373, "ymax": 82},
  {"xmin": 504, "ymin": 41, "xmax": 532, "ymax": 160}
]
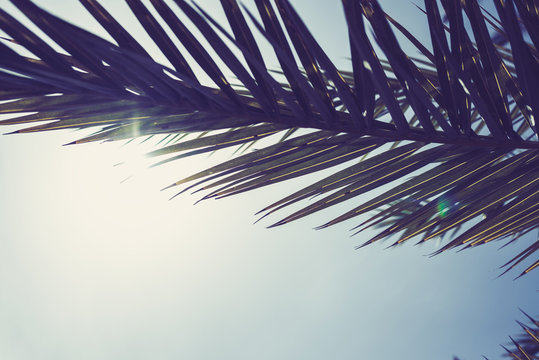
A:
[
  {"xmin": 501, "ymin": 310, "xmax": 539, "ymax": 359},
  {"xmin": 455, "ymin": 310, "xmax": 539, "ymax": 360},
  {"xmin": 0, "ymin": 0, "xmax": 538, "ymax": 275},
  {"xmin": 453, "ymin": 310, "xmax": 539, "ymax": 360}
]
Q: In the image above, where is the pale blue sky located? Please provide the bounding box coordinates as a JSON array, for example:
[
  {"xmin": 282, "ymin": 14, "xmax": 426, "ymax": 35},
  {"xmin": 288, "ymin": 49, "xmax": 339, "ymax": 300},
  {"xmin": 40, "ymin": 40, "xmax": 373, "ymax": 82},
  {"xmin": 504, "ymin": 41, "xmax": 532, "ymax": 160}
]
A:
[{"xmin": 0, "ymin": 1, "xmax": 537, "ymax": 359}]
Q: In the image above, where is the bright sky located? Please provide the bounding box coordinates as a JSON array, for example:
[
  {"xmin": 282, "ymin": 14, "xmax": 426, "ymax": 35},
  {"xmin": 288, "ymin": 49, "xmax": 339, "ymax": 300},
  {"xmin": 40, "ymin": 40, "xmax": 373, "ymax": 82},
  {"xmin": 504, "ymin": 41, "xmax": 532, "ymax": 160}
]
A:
[{"xmin": 0, "ymin": 1, "xmax": 537, "ymax": 359}]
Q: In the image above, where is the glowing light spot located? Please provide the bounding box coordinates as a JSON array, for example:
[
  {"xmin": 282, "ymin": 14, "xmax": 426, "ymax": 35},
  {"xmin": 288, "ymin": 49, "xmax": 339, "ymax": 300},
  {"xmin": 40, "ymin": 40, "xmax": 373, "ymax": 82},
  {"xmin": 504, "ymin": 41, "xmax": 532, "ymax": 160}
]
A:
[{"xmin": 437, "ymin": 198, "xmax": 451, "ymax": 218}]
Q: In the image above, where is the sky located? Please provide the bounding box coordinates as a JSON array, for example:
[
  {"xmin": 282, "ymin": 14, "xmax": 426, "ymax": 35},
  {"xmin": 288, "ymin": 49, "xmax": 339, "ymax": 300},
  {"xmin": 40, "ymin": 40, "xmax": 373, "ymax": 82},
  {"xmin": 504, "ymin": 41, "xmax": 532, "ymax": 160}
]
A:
[{"xmin": 0, "ymin": 1, "xmax": 537, "ymax": 359}]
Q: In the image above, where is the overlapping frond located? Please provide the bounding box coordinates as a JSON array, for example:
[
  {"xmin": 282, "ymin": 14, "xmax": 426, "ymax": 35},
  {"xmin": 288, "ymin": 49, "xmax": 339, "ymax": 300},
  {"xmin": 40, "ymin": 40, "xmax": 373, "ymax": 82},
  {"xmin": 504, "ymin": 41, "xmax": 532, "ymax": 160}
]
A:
[
  {"xmin": 501, "ymin": 310, "xmax": 539, "ymax": 359},
  {"xmin": 454, "ymin": 311, "xmax": 538, "ymax": 360},
  {"xmin": 0, "ymin": 0, "xmax": 538, "ymax": 274}
]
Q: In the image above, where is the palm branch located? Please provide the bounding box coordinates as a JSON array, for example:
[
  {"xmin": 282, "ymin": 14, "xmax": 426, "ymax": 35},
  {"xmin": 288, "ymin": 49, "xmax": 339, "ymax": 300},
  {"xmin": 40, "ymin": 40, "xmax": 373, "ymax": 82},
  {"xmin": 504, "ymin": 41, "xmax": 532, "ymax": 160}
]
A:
[
  {"xmin": 0, "ymin": 0, "xmax": 538, "ymax": 276},
  {"xmin": 501, "ymin": 310, "xmax": 539, "ymax": 360},
  {"xmin": 455, "ymin": 310, "xmax": 539, "ymax": 360}
]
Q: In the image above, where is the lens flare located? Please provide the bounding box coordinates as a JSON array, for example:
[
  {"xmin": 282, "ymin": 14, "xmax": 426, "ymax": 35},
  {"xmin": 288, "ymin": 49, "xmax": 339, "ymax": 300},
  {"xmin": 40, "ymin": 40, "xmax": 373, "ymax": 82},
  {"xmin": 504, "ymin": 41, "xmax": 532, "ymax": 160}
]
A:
[{"xmin": 437, "ymin": 197, "xmax": 451, "ymax": 218}]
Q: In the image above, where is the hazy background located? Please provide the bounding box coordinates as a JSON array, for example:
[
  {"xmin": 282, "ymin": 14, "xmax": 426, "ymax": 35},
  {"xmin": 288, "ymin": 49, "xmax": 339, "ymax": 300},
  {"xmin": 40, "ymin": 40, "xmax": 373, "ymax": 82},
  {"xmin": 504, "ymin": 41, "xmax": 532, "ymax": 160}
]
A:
[{"xmin": 0, "ymin": 1, "xmax": 537, "ymax": 359}]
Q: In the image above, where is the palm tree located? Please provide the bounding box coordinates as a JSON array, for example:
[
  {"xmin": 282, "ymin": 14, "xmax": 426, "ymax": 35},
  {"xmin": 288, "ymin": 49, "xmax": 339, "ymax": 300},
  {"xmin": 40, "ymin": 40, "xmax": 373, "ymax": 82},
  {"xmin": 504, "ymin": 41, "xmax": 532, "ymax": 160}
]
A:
[{"xmin": 0, "ymin": 0, "xmax": 537, "ymax": 357}]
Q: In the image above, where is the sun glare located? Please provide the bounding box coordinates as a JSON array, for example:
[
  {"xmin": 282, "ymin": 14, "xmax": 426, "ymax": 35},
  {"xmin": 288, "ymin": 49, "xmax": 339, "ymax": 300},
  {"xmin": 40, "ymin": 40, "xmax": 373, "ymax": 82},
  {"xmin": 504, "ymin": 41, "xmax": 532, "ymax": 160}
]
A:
[{"xmin": 436, "ymin": 197, "xmax": 451, "ymax": 218}]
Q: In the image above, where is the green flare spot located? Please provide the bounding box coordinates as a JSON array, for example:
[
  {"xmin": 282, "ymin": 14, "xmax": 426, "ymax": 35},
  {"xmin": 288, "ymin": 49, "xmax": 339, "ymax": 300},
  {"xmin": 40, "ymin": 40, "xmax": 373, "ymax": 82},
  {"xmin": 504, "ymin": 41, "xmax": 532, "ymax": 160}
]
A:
[{"xmin": 437, "ymin": 198, "xmax": 450, "ymax": 218}]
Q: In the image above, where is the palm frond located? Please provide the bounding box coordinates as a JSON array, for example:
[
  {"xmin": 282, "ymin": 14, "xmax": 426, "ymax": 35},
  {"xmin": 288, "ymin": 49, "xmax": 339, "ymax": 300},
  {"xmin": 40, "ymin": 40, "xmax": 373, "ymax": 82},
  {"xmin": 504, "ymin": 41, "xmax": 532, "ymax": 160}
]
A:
[
  {"xmin": 0, "ymin": 0, "xmax": 538, "ymax": 275},
  {"xmin": 454, "ymin": 310, "xmax": 538, "ymax": 360},
  {"xmin": 500, "ymin": 310, "xmax": 539, "ymax": 359}
]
